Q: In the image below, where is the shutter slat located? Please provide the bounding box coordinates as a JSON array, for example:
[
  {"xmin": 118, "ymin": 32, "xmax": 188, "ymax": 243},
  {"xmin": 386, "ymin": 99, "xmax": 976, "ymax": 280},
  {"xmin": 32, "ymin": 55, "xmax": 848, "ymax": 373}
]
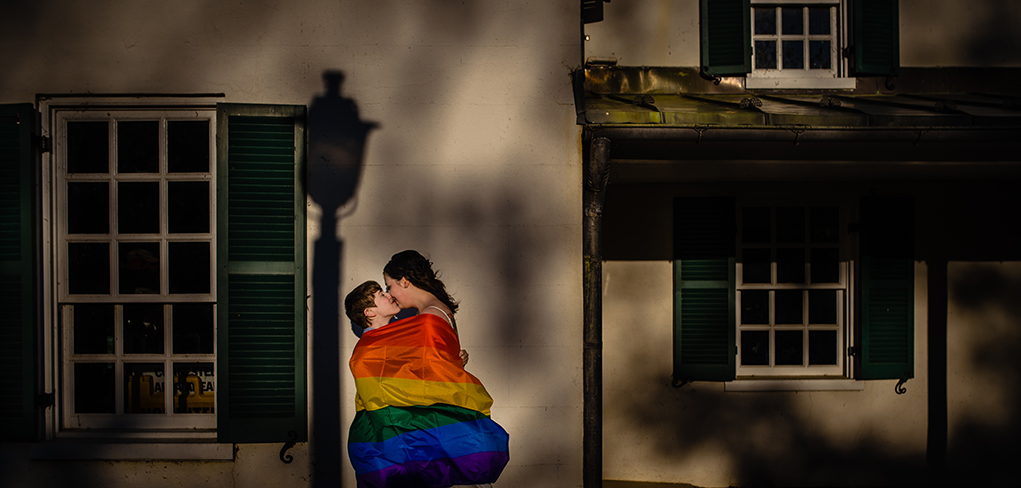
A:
[
  {"xmin": 700, "ymin": 0, "xmax": 751, "ymax": 76},
  {"xmin": 854, "ymin": 0, "xmax": 901, "ymax": 76},
  {"xmin": 673, "ymin": 198, "xmax": 736, "ymax": 381},
  {"xmin": 217, "ymin": 104, "xmax": 306, "ymax": 443},
  {"xmin": 860, "ymin": 196, "xmax": 914, "ymax": 380},
  {"xmin": 0, "ymin": 103, "xmax": 36, "ymax": 441}
]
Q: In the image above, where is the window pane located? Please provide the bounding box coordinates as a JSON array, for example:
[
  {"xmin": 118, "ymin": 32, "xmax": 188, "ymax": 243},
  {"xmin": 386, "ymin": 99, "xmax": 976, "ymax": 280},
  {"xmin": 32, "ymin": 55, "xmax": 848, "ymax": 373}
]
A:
[
  {"xmin": 809, "ymin": 7, "xmax": 830, "ymax": 35},
  {"xmin": 124, "ymin": 303, "xmax": 164, "ymax": 354},
  {"xmin": 743, "ymin": 248, "xmax": 771, "ymax": 283},
  {"xmin": 73, "ymin": 304, "xmax": 115, "ymax": 354},
  {"xmin": 168, "ymin": 181, "xmax": 210, "ymax": 233},
  {"xmin": 810, "ymin": 247, "xmax": 839, "ymax": 284},
  {"xmin": 124, "ymin": 363, "xmax": 165, "ymax": 414},
  {"xmin": 810, "ymin": 206, "xmax": 839, "ymax": 242},
  {"xmin": 741, "ymin": 290, "xmax": 769, "ymax": 325},
  {"xmin": 117, "ymin": 121, "xmax": 159, "ymax": 173},
  {"xmin": 809, "ymin": 330, "xmax": 837, "ymax": 365},
  {"xmin": 754, "ymin": 7, "xmax": 776, "ymax": 35},
  {"xmin": 173, "ymin": 303, "xmax": 214, "ymax": 354},
  {"xmin": 810, "ymin": 40, "xmax": 832, "ymax": 69},
  {"xmin": 74, "ymin": 362, "xmax": 115, "ymax": 413},
  {"xmin": 119, "ymin": 242, "xmax": 161, "ymax": 294},
  {"xmin": 67, "ymin": 121, "xmax": 109, "ymax": 174},
  {"xmin": 174, "ymin": 363, "xmax": 215, "ymax": 414},
  {"xmin": 775, "ymin": 290, "xmax": 803, "ymax": 325},
  {"xmin": 118, "ymin": 181, "xmax": 160, "ymax": 234},
  {"xmin": 782, "ymin": 7, "xmax": 803, "ymax": 35},
  {"xmin": 755, "ymin": 40, "xmax": 777, "ymax": 70},
  {"xmin": 67, "ymin": 182, "xmax": 109, "ymax": 234},
  {"xmin": 168, "ymin": 120, "xmax": 210, "ymax": 173},
  {"xmin": 741, "ymin": 331, "xmax": 770, "ymax": 365},
  {"xmin": 169, "ymin": 242, "xmax": 210, "ymax": 294},
  {"xmin": 68, "ymin": 242, "xmax": 110, "ymax": 295},
  {"xmin": 776, "ymin": 248, "xmax": 805, "ymax": 284},
  {"xmin": 776, "ymin": 207, "xmax": 804, "ymax": 242},
  {"xmin": 775, "ymin": 330, "xmax": 804, "ymax": 365},
  {"xmin": 742, "ymin": 207, "xmax": 771, "ymax": 243},
  {"xmin": 783, "ymin": 40, "xmax": 805, "ymax": 69},
  {"xmin": 809, "ymin": 289, "xmax": 838, "ymax": 325}
]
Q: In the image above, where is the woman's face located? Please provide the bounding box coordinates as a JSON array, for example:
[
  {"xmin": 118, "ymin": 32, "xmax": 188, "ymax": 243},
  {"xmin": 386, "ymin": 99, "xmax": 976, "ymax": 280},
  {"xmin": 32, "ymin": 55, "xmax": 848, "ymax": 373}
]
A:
[
  {"xmin": 383, "ymin": 274, "xmax": 410, "ymax": 309},
  {"xmin": 372, "ymin": 289, "xmax": 400, "ymax": 317}
]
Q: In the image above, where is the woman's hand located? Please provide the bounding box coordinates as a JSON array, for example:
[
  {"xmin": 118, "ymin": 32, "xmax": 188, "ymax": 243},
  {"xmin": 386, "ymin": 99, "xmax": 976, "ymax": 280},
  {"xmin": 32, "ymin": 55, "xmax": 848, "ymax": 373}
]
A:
[{"xmin": 459, "ymin": 349, "xmax": 469, "ymax": 367}]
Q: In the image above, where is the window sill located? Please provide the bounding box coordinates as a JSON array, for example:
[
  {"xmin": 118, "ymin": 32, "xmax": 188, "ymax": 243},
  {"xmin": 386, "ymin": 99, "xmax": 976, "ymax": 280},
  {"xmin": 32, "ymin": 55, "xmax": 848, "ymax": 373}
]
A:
[
  {"xmin": 745, "ymin": 77, "xmax": 857, "ymax": 90},
  {"xmin": 725, "ymin": 378, "xmax": 864, "ymax": 392},
  {"xmin": 29, "ymin": 439, "xmax": 234, "ymax": 461}
]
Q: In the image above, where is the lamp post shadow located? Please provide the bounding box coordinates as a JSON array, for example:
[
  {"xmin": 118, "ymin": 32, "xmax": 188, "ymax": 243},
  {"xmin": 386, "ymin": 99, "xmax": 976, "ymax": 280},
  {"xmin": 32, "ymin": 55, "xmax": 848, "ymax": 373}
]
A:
[{"xmin": 307, "ymin": 70, "xmax": 376, "ymax": 487}]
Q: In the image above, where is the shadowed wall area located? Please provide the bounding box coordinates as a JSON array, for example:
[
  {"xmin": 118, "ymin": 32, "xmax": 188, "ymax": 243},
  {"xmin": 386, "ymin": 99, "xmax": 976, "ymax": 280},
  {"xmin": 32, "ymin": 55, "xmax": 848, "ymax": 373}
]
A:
[
  {"xmin": 600, "ymin": 176, "xmax": 1021, "ymax": 487},
  {"xmin": 307, "ymin": 70, "xmax": 375, "ymax": 487}
]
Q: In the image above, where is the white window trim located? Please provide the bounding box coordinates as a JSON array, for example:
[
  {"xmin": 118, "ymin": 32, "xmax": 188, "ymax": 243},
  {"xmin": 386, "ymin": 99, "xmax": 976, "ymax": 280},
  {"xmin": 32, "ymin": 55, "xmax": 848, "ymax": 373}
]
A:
[
  {"xmin": 39, "ymin": 95, "xmax": 225, "ymax": 441},
  {"xmin": 746, "ymin": 0, "xmax": 856, "ymax": 90}
]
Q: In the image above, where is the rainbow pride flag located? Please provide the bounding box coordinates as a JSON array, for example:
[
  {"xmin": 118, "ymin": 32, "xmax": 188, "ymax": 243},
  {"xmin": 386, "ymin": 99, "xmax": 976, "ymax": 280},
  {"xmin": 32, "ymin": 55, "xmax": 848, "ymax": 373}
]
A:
[{"xmin": 348, "ymin": 313, "xmax": 509, "ymax": 488}]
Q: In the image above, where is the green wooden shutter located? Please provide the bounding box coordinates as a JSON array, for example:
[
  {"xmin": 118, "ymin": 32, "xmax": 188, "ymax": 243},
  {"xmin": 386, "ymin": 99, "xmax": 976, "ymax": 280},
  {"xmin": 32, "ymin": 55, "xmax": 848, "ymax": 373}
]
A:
[
  {"xmin": 673, "ymin": 197, "xmax": 736, "ymax": 382},
  {"xmin": 700, "ymin": 0, "xmax": 751, "ymax": 77},
  {"xmin": 0, "ymin": 103, "xmax": 36, "ymax": 441},
  {"xmin": 853, "ymin": 0, "xmax": 900, "ymax": 76},
  {"xmin": 217, "ymin": 104, "xmax": 307, "ymax": 443},
  {"xmin": 859, "ymin": 196, "xmax": 913, "ymax": 380}
]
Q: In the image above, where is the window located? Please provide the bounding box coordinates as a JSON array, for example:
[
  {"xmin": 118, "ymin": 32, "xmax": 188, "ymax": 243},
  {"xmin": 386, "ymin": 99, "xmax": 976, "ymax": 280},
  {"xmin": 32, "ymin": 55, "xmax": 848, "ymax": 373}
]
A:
[
  {"xmin": 56, "ymin": 111, "xmax": 217, "ymax": 429},
  {"xmin": 672, "ymin": 196, "xmax": 913, "ymax": 386},
  {"xmin": 749, "ymin": 1, "xmax": 843, "ymax": 87},
  {"xmin": 7, "ymin": 98, "xmax": 311, "ymax": 445},
  {"xmin": 700, "ymin": 0, "xmax": 900, "ymax": 90},
  {"xmin": 736, "ymin": 203, "xmax": 848, "ymax": 377}
]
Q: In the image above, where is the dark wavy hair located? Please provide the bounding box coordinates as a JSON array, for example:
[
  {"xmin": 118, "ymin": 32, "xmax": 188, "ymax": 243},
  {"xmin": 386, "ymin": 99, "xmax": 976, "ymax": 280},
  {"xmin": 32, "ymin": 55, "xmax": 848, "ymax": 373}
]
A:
[
  {"xmin": 383, "ymin": 250, "xmax": 459, "ymax": 314},
  {"xmin": 345, "ymin": 280, "xmax": 382, "ymax": 330}
]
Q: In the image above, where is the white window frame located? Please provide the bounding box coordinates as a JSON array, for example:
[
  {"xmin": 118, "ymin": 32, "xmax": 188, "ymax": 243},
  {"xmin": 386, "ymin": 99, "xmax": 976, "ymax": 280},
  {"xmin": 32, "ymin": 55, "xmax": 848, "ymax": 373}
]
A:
[
  {"xmin": 746, "ymin": 0, "xmax": 856, "ymax": 89},
  {"xmin": 40, "ymin": 96, "xmax": 224, "ymax": 440},
  {"xmin": 735, "ymin": 198, "xmax": 854, "ymax": 378}
]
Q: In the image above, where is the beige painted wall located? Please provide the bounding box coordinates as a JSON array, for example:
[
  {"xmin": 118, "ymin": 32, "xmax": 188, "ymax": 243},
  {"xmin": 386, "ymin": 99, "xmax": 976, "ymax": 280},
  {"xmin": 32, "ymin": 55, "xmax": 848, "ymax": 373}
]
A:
[
  {"xmin": 601, "ymin": 260, "xmax": 929, "ymax": 487},
  {"xmin": 947, "ymin": 261, "xmax": 1021, "ymax": 486},
  {"xmin": 0, "ymin": 1, "xmax": 583, "ymax": 486},
  {"xmin": 584, "ymin": 0, "xmax": 1021, "ymax": 68}
]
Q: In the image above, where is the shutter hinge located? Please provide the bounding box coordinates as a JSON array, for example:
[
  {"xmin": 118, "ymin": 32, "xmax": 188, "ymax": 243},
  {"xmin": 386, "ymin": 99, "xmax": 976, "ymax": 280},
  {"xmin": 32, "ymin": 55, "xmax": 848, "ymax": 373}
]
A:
[
  {"xmin": 33, "ymin": 135, "xmax": 52, "ymax": 153},
  {"xmin": 36, "ymin": 392, "xmax": 55, "ymax": 409},
  {"xmin": 847, "ymin": 346, "xmax": 859, "ymax": 357}
]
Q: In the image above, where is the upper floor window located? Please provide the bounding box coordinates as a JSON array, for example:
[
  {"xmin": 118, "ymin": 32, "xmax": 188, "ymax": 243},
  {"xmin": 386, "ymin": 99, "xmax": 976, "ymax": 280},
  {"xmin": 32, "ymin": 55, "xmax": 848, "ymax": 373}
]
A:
[{"xmin": 700, "ymin": 0, "xmax": 900, "ymax": 90}]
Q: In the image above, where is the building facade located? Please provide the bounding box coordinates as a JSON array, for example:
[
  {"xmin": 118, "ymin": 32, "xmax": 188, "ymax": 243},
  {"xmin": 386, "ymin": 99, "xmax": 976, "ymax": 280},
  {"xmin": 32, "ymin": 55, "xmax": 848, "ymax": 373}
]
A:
[{"xmin": 2, "ymin": 1, "xmax": 1021, "ymax": 488}]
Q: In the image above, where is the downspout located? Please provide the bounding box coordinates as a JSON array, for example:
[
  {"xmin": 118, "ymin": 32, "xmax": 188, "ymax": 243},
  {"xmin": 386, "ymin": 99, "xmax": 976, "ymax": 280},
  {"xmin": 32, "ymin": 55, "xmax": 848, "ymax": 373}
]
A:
[{"xmin": 583, "ymin": 137, "xmax": 610, "ymax": 488}]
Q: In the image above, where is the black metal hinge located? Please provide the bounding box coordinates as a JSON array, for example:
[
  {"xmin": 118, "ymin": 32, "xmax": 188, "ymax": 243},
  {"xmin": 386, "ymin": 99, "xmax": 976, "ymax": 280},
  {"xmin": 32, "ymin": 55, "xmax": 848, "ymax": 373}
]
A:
[
  {"xmin": 33, "ymin": 135, "xmax": 51, "ymax": 152},
  {"xmin": 847, "ymin": 346, "xmax": 859, "ymax": 357},
  {"xmin": 36, "ymin": 392, "xmax": 54, "ymax": 408}
]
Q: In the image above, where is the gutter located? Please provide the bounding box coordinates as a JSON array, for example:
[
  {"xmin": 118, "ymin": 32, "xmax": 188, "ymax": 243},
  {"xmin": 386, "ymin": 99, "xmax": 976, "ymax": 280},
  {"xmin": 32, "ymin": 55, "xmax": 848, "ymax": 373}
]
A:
[{"xmin": 583, "ymin": 137, "xmax": 610, "ymax": 488}]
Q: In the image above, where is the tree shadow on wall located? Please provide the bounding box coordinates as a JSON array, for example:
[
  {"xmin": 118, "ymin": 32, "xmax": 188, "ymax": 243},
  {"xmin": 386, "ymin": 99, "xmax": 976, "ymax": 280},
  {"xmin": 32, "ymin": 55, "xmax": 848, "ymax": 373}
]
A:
[
  {"xmin": 946, "ymin": 265, "xmax": 1021, "ymax": 487},
  {"xmin": 306, "ymin": 70, "xmax": 377, "ymax": 488}
]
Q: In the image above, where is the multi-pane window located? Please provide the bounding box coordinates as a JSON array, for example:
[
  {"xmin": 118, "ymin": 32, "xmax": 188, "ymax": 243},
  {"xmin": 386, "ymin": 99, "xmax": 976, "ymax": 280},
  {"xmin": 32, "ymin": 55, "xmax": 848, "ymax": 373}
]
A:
[
  {"xmin": 751, "ymin": 0, "xmax": 841, "ymax": 79},
  {"xmin": 56, "ymin": 110, "xmax": 216, "ymax": 429},
  {"xmin": 736, "ymin": 203, "xmax": 847, "ymax": 377}
]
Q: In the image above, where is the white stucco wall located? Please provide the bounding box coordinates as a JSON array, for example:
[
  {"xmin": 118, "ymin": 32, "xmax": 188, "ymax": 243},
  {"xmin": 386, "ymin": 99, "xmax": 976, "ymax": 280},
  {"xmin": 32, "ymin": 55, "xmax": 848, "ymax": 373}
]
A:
[
  {"xmin": 0, "ymin": 1, "xmax": 583, "ymax": 486},
  {"xmin": 584, "ymin": 0, "xmax": 1021, "ymax": 68}
]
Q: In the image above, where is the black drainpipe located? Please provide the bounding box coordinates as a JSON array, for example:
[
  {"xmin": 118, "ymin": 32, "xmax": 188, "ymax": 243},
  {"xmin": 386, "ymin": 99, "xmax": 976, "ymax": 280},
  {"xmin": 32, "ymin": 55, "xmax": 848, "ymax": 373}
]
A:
[{"xmin": 583, "ymin": 137, "xmax": 610, "ymax": 488}]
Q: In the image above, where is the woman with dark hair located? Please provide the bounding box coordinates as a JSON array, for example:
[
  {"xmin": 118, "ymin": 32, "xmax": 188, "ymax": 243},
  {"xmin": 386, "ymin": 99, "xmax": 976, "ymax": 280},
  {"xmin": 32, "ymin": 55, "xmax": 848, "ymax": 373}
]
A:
[{"xmin": 383, "ymin": 249, "xmax": 460, "ymax": 334}]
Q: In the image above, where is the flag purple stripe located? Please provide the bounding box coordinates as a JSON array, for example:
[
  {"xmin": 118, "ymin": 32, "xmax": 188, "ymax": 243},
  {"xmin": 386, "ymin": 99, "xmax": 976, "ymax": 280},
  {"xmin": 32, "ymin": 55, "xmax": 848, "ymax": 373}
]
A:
[{"xmin": 356, "ymin": 451, "xmax": 510, "ymax": 488}]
